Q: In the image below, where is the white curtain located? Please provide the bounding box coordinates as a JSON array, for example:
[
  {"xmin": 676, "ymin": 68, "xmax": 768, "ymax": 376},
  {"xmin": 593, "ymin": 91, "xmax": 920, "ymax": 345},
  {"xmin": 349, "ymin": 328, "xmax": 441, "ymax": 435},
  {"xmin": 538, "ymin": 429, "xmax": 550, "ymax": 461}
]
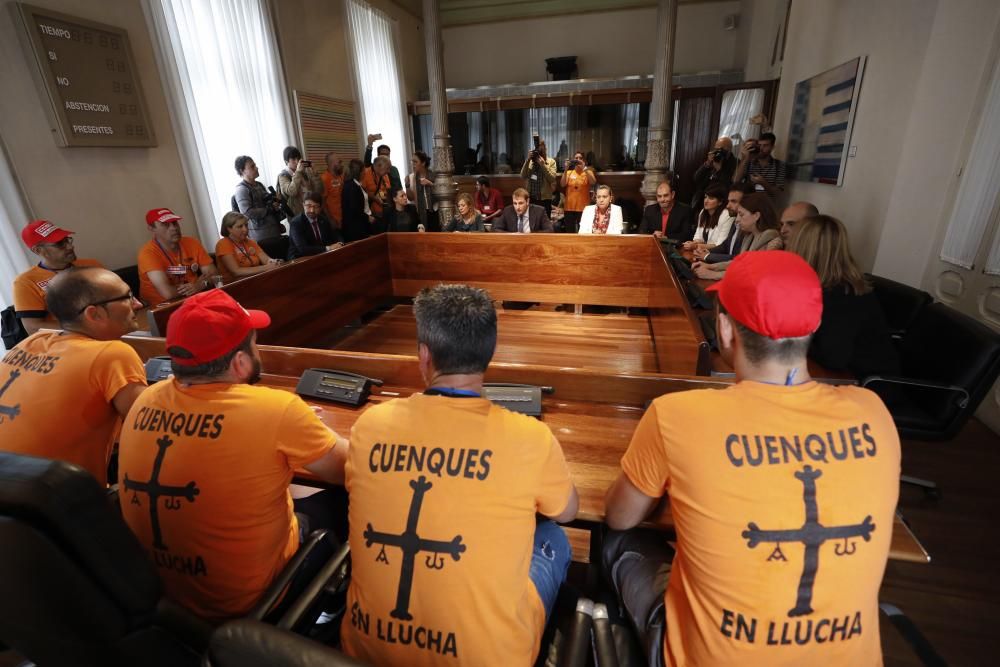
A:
[
  {"xmin": 945, "ymin": 55, "xmax": 1000, "ymax": 271},
  {"xmin": 620, "ymin": 103, "xmax": 640, "ymax": 163},
  {"xmin": 526, "ymin": 107, "xmax": 569, "ymax": 159},
  {"xmin": 718, "ymin": 88, "xmax": 765, "ymax": 147},
  {"xmin": 0, "ymin": 134, "xmax": 34, "ymax": 349},
  {"xmin": 142, "ymin": 0, "xmax": 294, "ymax": 244},
  {"xmin": 345, "ymin": 0, "xmax": 410, "ymax": 175}
]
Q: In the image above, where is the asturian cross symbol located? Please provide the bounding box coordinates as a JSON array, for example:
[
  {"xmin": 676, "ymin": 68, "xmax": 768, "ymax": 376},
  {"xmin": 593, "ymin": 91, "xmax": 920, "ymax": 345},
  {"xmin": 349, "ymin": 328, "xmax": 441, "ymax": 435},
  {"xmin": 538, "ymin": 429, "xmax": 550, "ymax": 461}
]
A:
[
  {"xmin": 364, "ymin": 475, "xmax": 466, "ymax": 621},
  {"xmin": 0, "ymin": 369, "xmax": 22, "ymax": 423},
  {"xmin": 741, "ymin": 465, "xmax": 875, "ymax": 617},
  {"xmin": 123, "ymin": 435, "xmax": 200, "ymax": 550}
]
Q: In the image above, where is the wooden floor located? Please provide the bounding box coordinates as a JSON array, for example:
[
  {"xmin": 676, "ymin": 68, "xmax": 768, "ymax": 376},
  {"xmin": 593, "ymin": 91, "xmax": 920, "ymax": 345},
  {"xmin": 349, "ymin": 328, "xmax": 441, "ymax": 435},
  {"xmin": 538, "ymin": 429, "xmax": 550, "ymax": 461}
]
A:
[{"xmin": 330, "ymin": 304, "xmax": 660, "ymax": 374}]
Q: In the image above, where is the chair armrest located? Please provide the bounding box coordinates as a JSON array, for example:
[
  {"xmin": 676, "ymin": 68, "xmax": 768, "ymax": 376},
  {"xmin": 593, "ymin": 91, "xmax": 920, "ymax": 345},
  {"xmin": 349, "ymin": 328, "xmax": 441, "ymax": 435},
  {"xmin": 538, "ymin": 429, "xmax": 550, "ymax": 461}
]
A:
[
  {"xmin": 860, "ymin": 376, "xmax": 970, "ymax": 408},
  {"xmin": 205, "ymin": 618, "xmax": 366, "ymax": 667},
  {"xmin": 277, "ymin": 541, "xmax": 351, "ymax": 630},
  {"xmin": 249, "ymin": 529, "xmax": 329, "ymax": 621}
]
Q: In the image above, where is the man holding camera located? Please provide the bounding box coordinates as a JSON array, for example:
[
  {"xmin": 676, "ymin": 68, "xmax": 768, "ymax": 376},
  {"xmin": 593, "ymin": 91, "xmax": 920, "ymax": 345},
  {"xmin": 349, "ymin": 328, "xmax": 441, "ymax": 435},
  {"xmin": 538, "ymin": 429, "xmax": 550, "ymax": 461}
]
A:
[
  {"xmin": 277, "ymin": 146, "xmax": 323, "ymax": 218},
  {"xmin": 233, "ymin": 156, "xmax": 286, "ymax": 242},
  {"xmin": 520, "ymin": 137, "xmax": 558, "ymax": 217},
  {"xmin": 734, "ymin": 132, "xmax": 786, "ymax": 199},
  {"xmin": 364, "ymin": 133, "xmax": 403, "ymax": 193},
  {"xmin": 691, "ymin": 137, "xmax": 737, "ymax": 211}
]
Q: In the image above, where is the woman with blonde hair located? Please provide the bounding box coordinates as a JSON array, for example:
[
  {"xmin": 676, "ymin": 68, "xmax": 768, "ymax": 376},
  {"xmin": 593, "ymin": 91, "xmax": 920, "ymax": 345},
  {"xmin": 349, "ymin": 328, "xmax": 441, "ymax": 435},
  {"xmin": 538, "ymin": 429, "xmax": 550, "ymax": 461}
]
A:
[
  {"xmin": 791, "ymin": 214, "xmax": 899, "ymax": 378},
  {"xmin": 215, "ymin": 212, "xmax": 282, "ymax": 281},
  {"xmin": 446, "ymin": 192, "xmax": 486, "ymax": 232}
]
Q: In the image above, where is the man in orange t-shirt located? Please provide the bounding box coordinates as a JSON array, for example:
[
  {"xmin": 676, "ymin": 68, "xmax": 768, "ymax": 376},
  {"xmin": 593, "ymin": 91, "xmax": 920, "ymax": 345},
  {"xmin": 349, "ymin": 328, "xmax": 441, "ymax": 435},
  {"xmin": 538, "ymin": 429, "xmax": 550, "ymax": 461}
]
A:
[
  {"xmin": 321, "ymin": 151, "xmax": 346, "ymax": 227},
  {"xmin": 118, "ymin": 290, "xmax": 349, "ymax": 621},
  {"xmin": 13, "ymin": 219, "xmax": 104, "ymax": 335},
  {"xmin": 341, "ymin": 285, "xmax": 578, "ymax": 666},
  {"xmin": 137, "ymin": 207, "xmax": 217, "ymax": 306},
  {"xmin": 1, "ymin": 266, "xmax": 146, "ymax": 485},
  {"xmin": 604, "ymin": 251, "xmax": 900, "ymax": 667}
]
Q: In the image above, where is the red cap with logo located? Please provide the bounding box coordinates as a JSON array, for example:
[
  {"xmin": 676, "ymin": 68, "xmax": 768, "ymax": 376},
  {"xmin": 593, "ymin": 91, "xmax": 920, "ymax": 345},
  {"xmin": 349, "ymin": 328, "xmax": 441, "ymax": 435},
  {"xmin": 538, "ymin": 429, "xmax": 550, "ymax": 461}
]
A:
[
  {"xmin": 706, "ymin": 250, "xmax": 823, "ymax": 340},
  {"xmin": 145, "ymin": 208, "xmax": 182, "ymax": 226},
  {"xmin": 22, "ymin": 219, "xmax": 73, "ymax": 248},
  {"xmin": 166, "ymin": 290, "xmax": 271, "ymax": 366}
]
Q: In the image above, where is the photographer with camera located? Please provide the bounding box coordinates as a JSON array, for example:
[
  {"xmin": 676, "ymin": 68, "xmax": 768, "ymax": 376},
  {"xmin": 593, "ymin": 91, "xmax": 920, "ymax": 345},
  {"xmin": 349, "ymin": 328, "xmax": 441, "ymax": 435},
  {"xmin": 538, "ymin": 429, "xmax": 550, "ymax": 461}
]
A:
[
  {"xmin": 691, "ymin": 136, "xmax": 737, "ymax": 212},
  {"xmin": 277, "ymin": 145, "xmax": 323, "ymax": 218},
  {"xmin": 520, "ymin": 135, "xmax": 558, "ymax": 217},
  {"xmin": 734, "ymin": 132, "xmax": 786, "ymax": 199},
  {"xmin": 364, "ymin": 133, "xmax": 403, "ymax": 193},
  {"xmin": 233, "ymin": 156, "xmax": 286, "ymax": 242},
  {"xmin": 560, "ymin": 151, "xmax": 596, "ymax": 234}
]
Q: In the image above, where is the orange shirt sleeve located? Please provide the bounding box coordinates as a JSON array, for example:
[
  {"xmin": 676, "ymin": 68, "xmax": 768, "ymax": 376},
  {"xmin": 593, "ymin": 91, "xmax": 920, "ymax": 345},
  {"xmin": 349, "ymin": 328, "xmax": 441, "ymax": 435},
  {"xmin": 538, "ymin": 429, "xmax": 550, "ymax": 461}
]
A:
[
  {"xmin": 138, "ymin": 241, "xmax": 168, "ymax": 275},
  {"xmin": 12, "ymin": 273, "xmax": 46, "ymax": 314},
  {"xmin": 214, "ymin": 238, "xmax": 234, "ymax": 258},
  {"xmin": 535, "ymin": 433, "xmax": 575, "ymax": 516},
  {"xmin": 276, "ymin": 395, "xmax": 339, "ymax": 469},
  {"xmin": 187, "ymin": 238, "xmax": 212, "ymax": 270},
  {"xmin": 620, "ymin": 402, "xmax": 671, "ymax": 498},
  {"xmin": 91, "ymin": 341, "xmax": 147, "ymax": 402}
]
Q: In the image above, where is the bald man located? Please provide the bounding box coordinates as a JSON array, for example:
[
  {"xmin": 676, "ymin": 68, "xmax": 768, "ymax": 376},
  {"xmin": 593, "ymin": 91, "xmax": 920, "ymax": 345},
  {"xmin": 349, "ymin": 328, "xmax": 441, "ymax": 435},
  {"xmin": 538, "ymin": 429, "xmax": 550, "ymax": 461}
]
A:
[
  {"xmin": 780, "ymin": 201, "xmax": 820, "ymax": 244},
  {"xmin": 691, "ymin": 136, "xmax": 737, "ymax": 210}
]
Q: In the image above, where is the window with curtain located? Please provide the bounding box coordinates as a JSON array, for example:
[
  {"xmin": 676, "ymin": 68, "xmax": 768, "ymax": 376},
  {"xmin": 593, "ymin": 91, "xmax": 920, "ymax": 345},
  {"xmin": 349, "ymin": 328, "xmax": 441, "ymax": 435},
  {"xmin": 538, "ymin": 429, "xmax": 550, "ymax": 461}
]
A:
[
  {"xmin": 345, "ymin": 0, "xmax": 410, "ymax": 177},
  {"xmin": 144, "ymin": 0, "xmax": 294, "ymax": 243},
  {"xmin": 0, "ymin": 138, "xmax": 34, "ymax": 350},
  {"xmin": 718, "ymin": 87, "xmax": 765, "ymax": 147}
]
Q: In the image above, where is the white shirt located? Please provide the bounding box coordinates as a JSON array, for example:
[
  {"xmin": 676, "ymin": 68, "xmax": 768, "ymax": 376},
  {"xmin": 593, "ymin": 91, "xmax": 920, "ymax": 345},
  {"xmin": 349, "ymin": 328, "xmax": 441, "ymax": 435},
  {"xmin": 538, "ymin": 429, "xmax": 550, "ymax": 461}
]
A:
[
  {"xmin": 578, "ymin": 204, "xmax": 624, "ymax": 235},
  {"xmin": 693, "ymin": 209, "xmax": 735, "ymax": 247}
]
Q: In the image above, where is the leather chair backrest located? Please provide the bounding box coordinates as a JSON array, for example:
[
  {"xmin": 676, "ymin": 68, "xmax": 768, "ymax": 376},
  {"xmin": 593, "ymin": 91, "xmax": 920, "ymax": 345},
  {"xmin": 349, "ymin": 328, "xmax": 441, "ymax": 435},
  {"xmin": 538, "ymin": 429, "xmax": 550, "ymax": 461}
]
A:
[
  {"xmin": 900, "ymin": 303, "xmax": 1000, "ymax": 392},
  {"xmin": 867, "ymin": 274, "xmax": 933, "ymax": 335},
  {"xmin": 207, "ymin": 619, "xmax": 366, "ymax": 667}
]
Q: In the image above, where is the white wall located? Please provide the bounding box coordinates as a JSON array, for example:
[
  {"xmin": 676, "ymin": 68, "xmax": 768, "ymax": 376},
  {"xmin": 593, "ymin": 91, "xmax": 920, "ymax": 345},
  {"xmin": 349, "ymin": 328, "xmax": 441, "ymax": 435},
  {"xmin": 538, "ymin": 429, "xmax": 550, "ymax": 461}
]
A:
[
  {"xmin": 441, "ymin": 2, "xmax": 743, "ymax": 89},
  {"xmin": 0, "ymin": 0, "xmax": 195, "ymax": 270}
]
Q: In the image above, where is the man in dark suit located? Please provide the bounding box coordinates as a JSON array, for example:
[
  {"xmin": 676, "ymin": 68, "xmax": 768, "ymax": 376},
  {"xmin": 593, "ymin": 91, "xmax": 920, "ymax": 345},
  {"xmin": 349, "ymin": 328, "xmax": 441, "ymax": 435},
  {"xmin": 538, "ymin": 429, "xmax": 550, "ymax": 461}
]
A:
[
  {"xmin": 493, "ymin": 187, "xmax": 553, "ymax": 233},
  {"xmin": 288, "ymin": 191, "xmax": 343, "ymax": 259},
  {"xmin": 639, "ymin": 181, "xmax": 694, "ymax": 241}
]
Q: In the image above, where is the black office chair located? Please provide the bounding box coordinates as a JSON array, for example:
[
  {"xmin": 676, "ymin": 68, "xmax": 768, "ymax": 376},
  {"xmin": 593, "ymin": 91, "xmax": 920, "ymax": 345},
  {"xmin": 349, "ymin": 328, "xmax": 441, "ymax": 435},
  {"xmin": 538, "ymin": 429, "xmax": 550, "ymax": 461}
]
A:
[
  {"xmin": 258, "ymin": 234, "xmax": 290, "ymax": 263},
  {"xmin": 113, "ymin": 264, "xmax": 142, "ymax": 300},
  {"xmin": 204, "ymin": 619, "xmax": 365, "ymax": 667},
  {"xmin": 866, "ymin": 273, "xmax": 933, "ymax": 341}
]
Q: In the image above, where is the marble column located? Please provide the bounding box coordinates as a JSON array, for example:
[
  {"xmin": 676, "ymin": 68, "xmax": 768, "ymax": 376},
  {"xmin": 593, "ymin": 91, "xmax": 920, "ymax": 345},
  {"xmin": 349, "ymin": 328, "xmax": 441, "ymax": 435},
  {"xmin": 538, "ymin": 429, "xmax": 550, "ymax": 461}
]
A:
[
  {"xmin": 423, "ymin": 0, "xmax": 456, "ymax": 228},
  {"xmin": 640, "ymin": 0, "xmax": 679, "ymax": 205}
]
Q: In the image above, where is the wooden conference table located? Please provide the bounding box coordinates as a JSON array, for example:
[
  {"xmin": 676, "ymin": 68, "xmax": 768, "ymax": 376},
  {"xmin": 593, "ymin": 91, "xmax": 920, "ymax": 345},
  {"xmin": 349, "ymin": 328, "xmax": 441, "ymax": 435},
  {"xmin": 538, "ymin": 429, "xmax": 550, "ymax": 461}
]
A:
[{"xmin": 126, "ymin": 233, "xmax": 928, "ymax": 565}]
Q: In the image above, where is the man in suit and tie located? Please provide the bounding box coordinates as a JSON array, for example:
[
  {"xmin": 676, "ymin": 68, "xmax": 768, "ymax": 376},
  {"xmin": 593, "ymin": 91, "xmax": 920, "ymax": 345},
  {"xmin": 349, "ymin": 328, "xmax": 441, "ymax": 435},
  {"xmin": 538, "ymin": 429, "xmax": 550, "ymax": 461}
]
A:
[
  {"xmin": 288, "ymin": 191, "xmax": 343, "ymax": 259},
  {"xmin": 493, "ymin": 188, "xmax": 554, "ymax": 233},
  {"xmin": 639, "ymin": 181, "xmax": 694, "ymax": 241}
]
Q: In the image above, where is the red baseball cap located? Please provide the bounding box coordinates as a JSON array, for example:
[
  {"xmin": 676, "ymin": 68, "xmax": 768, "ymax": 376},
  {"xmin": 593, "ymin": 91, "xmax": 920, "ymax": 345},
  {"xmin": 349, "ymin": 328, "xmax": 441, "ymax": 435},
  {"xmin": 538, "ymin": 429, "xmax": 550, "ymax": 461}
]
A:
[
  {"xmin": 706, "ymin": 250, "xmax": 823, "ymax": 340},
  {"xmin": 145, "ymin": 208, "xmax": 182, "ymax": 226},
  {"xmin": 166, "ymin": 290, "xmax": 270, "ymax": 366},
  {"xmin": 22, "ymin": 219, "xmax": 72, "ymax": 247}
]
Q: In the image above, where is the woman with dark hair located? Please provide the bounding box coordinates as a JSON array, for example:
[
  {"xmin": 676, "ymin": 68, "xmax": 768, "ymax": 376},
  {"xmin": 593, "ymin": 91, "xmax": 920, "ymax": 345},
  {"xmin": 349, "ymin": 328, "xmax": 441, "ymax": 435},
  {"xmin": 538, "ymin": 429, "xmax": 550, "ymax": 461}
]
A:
[
  {"xmin": 684, "ymin": 184, "xmax": 733, "ymax": 249},
  {"xmin": 407, "ymin": 151, "xmax": 437, "ymax": 231},
  {"xmin": 385, "ymin": 187, "xmax": 422, "ymax": 232},
  {"xmin": 791, "ymin": 215, "xmax": 900, "ymax": 378},
  {"xmin": 446, "ymin": 193, "xmax": 486, "ymax": 232},
  {"xmin": 693, "ymin": 192, "xmax": 781, "ymax": 280},
  {"xmin": 342, "ymin": 159, "xmax": 373, "ymax": 242},
  {"xmin": 215, "ymin": 212, "xmax": 281, "ymax": 281}
]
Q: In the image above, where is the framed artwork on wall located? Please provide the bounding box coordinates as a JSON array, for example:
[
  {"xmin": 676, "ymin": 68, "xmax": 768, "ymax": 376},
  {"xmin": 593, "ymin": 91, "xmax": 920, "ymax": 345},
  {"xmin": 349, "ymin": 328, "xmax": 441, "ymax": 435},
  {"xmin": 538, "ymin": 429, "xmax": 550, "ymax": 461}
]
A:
[{"xmin": 786, "ymin": 56, "xmax": 866, "ymax": 186}]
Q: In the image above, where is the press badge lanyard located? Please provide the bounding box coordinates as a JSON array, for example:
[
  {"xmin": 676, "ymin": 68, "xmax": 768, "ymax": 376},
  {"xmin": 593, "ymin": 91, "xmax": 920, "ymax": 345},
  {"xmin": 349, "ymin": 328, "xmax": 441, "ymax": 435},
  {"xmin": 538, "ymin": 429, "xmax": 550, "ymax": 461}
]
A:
[
  {"xmin": 155, "ymin": 238, "xmax": 189, "ymax": 280},
  {"xmin": 425, "ymin": 387, "xmax": 481, "ymax": 398},
  {"xmin": 229, "ymin": 238, "xmax": 254, "ymax": 263}
]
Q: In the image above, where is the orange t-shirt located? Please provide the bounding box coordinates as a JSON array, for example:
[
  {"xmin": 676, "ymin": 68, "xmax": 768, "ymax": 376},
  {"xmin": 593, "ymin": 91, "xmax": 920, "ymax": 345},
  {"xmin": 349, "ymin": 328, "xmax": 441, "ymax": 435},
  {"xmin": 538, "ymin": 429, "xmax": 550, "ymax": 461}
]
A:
[
  {"xmin": 563, "ymin": 168, "xmax": 593, "ymax": 212},
  {"xmin": 137, "ymin": 236, "xmax": 212, "ymax": 306},
  {"xmin": 214, "ymin": 237, "xmax": 264, "ymax": 281},
  {"xmin": 0, "ymin": 331, "xmax": 145, "ymax": 485},
  {"xmin": 621, "ymin": 381, "xmax": 900, "ymax": 667},
  {"xmin": 361, "ymin": 167, "xmax": 390, "ymax": 218},
  {"xmin": 341, "ymin": 393, "xmax": 574, "ymax": 666},
  {"xmin": 12, "ymin": 258, "xmax": 104, "ymax": 325},
  {"xmin": 322, "ymin": 171, "xmax": 346, "ymax": 225},
  {"xmin": 118, "ymin": 380, "xmax": 339, "ymax": 621}
]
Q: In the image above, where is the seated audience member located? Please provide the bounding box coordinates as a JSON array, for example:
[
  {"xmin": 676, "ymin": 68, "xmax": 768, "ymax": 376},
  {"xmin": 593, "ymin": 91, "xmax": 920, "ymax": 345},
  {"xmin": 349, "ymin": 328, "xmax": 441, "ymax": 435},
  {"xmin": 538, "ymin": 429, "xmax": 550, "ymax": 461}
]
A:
[
  {"xmin": 791, "ymin": 215, "xmax": 901, "ymax": 379},
  {"xmin": 119, "ymin": 290, "xmax": 349, "ymax": 621},
  {"xmin": 579, "ymin": 185, "xmax": 624, "ymax": 235},
  {"xmin": 321, "ymin": 152, "xmax": 346, "ymax": 228},
  {"xmin": 603, "ymin": 250, "xmax": 900, "ymax": 666},
  {"xmin": 13, "ymin": 219, "xmax": 103, "ymax": 334},
  {"xmin": 385, "ymin": 187, "xmax": 421, "ymax": 232},
  {"xmin": 560, "ymin": 151, "xmax": 597, "ymax": 233},
  {"xmin": 288, "ymin": 192, "xmax": 344, "ymax": 259},
  {"xmin": 446, "ymin": 192, "xmax": 486, "ymax": 232},
  {"xmin": 340, "ymin": 284, "xmax": 578, "ymax": 665},
  {"xmin": 695, "ymin": 186, "xmax": 746, "ymax": 262},
  {"xmin": 364, "ymin": 133, "xmax": 403, "ymax": 193},
  {"xmin": 520, "ymin": 139, "xmax": 558, "ymax": 215},
  {"xmin": 493, "ymin": 188, "xmax": 553, "ymax": 233},
  {"xmin": 138, "ymin": 208, "xmax": 217, "ymax": 306},
  {"xmin": 1, "ymin": 266, "xmax": 145, "ymax": 485},
  {"xmin": 475, "ymin": 176, "xmax": 504, "ymax": 224},
  {"xmin": 734, "ymin": 132, "xmax": 787, "ymax": 199},
  {"xmin": 639, "ymin": 181, "xmax": 694, "ymax": 241},
  {"xmin": 215, "ymin": 212, "xmax": 282, "ymax": 281},
  {"xmin": 277, "ymin": 146, "xmax": 323, "ymax": 218},
  {"xmin": 342, "ymin": 159, "xmax": 373, "ymax": 243},
  {"xmin": 407, "ymin": 151, "xmax": 437, "ymax": 231},
  {"xmin": 233, "ymin": 155, "xmax": 285, "ymax": 241},
  {"xmin": 780, "ymin": 201, "xmax": 820, "ymax": 244},
  {"xmin": 684, "ymin": 184, "xmax": 734, "ymax": 251},
  {"xmin": 693, "ymin": 193, "xmax": 782, "ymax": 280},
  {"xmin": 361, "ymin": 155, "xmax": 393, "ymax": 227},
  {"xmin": 691, "ymin": 136, "xmax": 736, "ymax": 209}
]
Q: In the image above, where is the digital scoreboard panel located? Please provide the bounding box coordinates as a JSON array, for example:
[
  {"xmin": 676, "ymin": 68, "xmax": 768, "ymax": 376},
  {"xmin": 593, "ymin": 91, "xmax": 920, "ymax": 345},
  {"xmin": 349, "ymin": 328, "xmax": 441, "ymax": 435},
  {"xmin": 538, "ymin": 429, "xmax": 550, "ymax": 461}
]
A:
[{"xmin": 14, "ymin": 3, "xmax": 157, "ymax": 147}]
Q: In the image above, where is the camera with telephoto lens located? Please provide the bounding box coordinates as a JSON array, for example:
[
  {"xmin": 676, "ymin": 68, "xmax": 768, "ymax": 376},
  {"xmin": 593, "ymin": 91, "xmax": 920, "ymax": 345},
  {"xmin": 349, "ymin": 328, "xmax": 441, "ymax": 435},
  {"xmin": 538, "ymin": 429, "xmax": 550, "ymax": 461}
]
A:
[
  {"xmin": 748, "ymin": 144, "xmax": 761, "ymax": 154},
  {"xmin": 712, "ymin": 148, "xmax": 727, "ymax": 162},
  {"xmin": 267, "ymin": 186, "xmax": 295, "ymax": 220}
]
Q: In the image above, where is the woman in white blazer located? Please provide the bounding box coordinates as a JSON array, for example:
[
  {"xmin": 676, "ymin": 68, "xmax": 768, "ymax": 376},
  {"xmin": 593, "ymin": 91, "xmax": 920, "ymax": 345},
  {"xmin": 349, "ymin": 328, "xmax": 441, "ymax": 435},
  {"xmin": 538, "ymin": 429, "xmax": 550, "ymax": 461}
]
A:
[{"xmin": 578, "ymin": 185, "xmax": 624, "ymax": 235}]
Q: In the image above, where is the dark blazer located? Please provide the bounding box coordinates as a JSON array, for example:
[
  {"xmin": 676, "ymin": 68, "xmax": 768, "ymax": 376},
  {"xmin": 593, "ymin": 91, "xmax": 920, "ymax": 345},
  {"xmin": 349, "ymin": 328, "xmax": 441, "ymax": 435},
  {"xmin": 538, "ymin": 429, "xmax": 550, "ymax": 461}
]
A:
[
  {"xmin": 288, "ymin": 212, "xmax": 342, "ymax": 260},
  {"xmin": 810, "ymin": 287, "xmax": 901, "ymax": 379},
  {"xmin": 341, "ymin": 179, "xmax": 370, "ymax": 243},
  {"xmin": 493, "ymin": 204, "xmax": 553, "ymax": 233},
  {"xmin": 385, "ymin": 203, "xmax": 421, "ymax": 232},
  {"xmin": 638, "ymin": 203, "xmax": 694, "ymax": 241}
]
